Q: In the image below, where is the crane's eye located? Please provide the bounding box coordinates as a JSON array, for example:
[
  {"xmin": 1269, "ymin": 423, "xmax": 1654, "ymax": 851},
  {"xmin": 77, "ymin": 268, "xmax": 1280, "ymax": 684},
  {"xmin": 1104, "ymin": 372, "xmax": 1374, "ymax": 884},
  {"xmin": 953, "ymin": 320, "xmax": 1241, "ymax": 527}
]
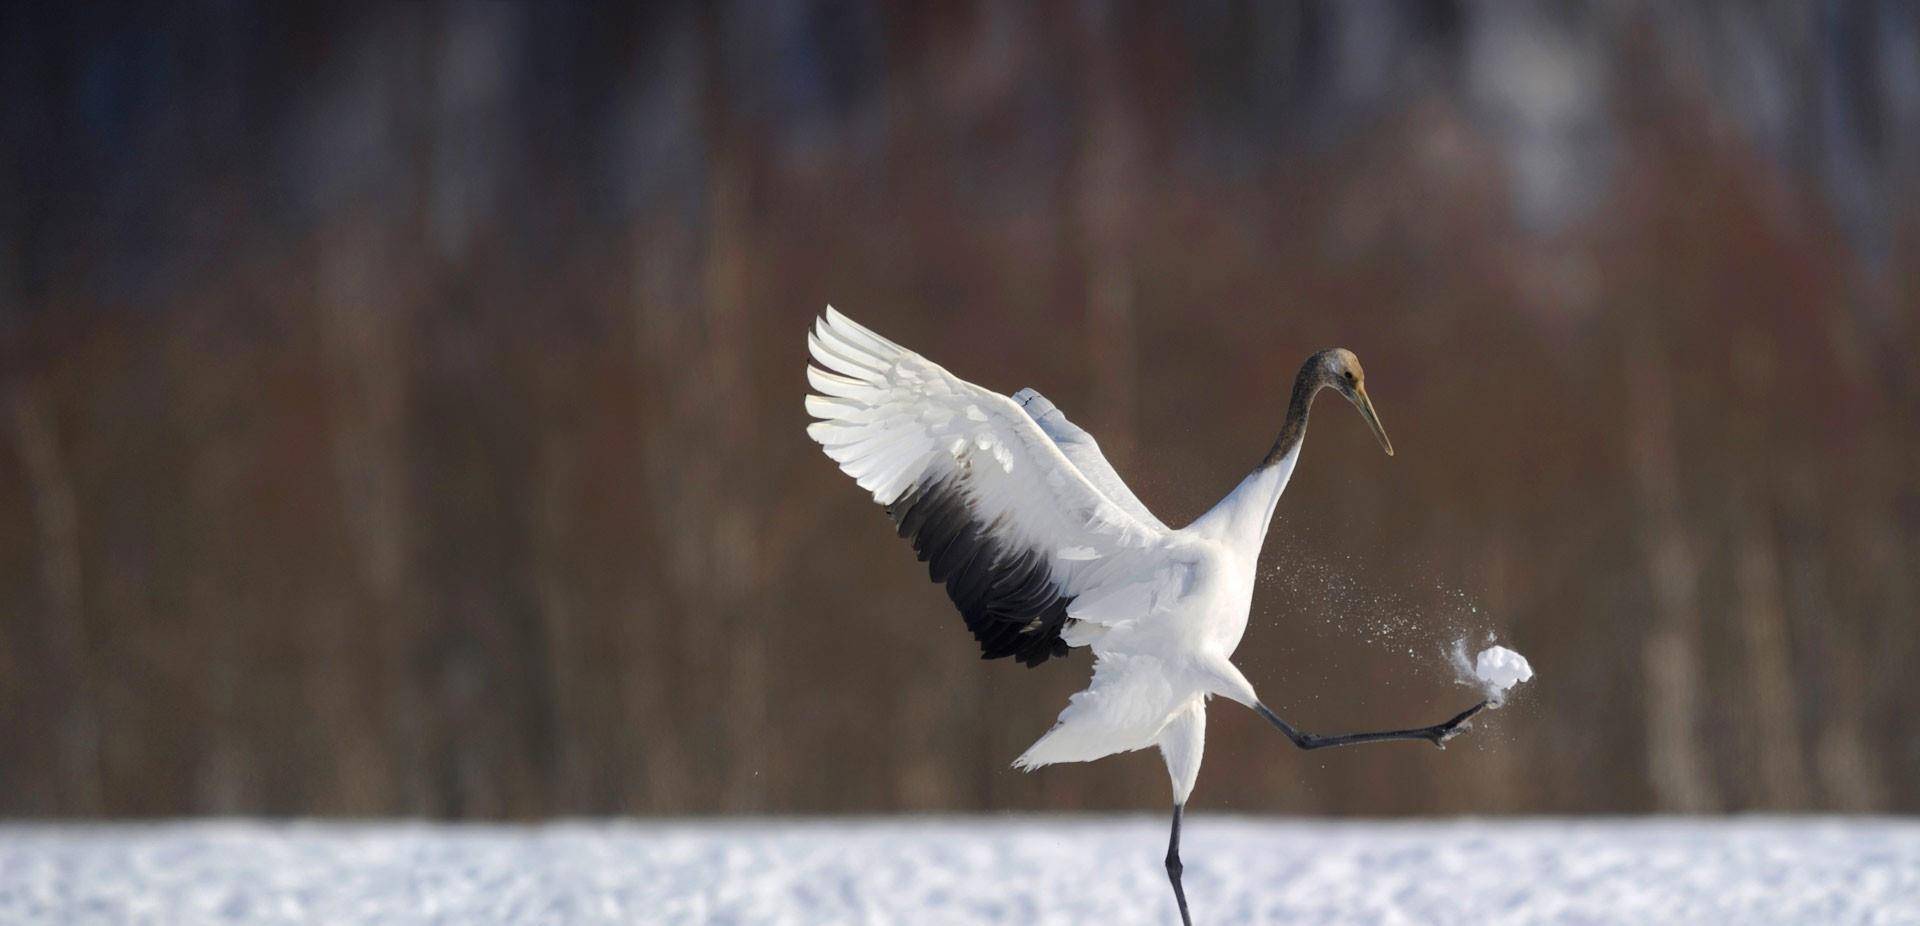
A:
[{"xmin": 1344, "ymin": 370, "xmax": 1356, "ymax": 383}]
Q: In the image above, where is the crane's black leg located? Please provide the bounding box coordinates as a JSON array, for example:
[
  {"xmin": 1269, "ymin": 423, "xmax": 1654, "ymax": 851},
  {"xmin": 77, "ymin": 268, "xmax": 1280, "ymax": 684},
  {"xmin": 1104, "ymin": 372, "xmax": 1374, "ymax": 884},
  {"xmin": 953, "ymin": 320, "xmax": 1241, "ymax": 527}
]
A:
[
  {"xmin": 1165, "ymin": 802, "xmax": 1192, "ymax": 926},
  {"xmin": 1255, "ymin": 700, "xmax": 1488, "ymax": 750}
]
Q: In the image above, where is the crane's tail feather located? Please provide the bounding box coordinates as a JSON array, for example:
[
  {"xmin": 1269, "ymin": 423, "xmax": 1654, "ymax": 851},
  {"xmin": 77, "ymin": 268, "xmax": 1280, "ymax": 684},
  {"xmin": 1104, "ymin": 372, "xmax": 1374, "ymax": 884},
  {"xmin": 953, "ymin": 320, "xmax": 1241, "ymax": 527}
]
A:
[
  {"xmin": 1015, "ymin": 721, "xmax": 1129, "ymax": 771},
  {"xmin": 1013, "ymin": 653, "xmax": 1178, "ymax": 770}
]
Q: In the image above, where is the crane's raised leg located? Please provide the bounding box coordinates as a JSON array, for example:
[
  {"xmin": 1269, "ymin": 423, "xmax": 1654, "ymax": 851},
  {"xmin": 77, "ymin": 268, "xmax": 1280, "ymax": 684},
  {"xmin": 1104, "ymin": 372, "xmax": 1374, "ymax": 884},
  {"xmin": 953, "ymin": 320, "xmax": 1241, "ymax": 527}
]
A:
[
  {"xmin": 1165, "ymin": 803, "xmax": 1192, "ymax": 926},
  {"xmin": 1254, "ymin": 700, "xmax": 1487, "ymax": 750}
]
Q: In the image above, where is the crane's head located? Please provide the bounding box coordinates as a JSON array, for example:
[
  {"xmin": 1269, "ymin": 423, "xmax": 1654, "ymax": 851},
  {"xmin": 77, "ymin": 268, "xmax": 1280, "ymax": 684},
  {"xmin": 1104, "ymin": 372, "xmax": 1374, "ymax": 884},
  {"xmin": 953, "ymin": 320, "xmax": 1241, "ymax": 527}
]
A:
[{"xmin": 1317, "ymin": 348, "xmax": 1394, "ymax": 456}]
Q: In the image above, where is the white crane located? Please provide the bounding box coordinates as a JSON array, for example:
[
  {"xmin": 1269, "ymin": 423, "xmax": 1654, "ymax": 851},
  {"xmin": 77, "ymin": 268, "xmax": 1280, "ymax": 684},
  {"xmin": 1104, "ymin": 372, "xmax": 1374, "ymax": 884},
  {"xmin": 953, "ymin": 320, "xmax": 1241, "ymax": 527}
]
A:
[{"xmin": 804, "ymin": 307, "xmax": 1487, "ymax": 925}]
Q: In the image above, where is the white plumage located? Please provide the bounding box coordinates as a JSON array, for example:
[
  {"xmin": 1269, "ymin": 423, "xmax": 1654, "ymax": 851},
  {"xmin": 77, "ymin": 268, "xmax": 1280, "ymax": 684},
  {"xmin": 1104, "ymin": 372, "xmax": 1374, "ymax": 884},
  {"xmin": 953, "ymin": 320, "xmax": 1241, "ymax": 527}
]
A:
[
  {"xmin": 807, "ymin": 305, "xmax": 1302, "ymax": 794},
  {"xmin": 804, "ymin": 306, "xmax": 1484, "ymax": 926}
]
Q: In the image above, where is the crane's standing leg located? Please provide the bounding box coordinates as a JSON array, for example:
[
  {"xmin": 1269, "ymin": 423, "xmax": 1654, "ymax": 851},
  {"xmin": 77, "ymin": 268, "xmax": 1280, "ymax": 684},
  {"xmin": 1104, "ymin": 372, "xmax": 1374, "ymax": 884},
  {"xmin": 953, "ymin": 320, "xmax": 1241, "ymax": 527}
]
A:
[
  {"xmin": 1156, "ymin": 699, "xmax": 1206, "ymax": 926},
  {"xmin": 1255, "ymin": 700, "xmax": 1488, "ymax": 750},
  {"xmin": 1166, "ymin": 803, "xmax": 1191, "ymax": 926}
]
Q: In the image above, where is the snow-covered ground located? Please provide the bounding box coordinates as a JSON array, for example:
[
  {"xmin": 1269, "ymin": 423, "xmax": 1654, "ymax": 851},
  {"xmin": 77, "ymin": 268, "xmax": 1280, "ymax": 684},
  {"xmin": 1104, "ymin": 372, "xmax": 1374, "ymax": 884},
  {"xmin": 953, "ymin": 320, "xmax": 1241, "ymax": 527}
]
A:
[{"xmin": 2, "ymin": 816, "xmax": 1916, "ymax": 925}]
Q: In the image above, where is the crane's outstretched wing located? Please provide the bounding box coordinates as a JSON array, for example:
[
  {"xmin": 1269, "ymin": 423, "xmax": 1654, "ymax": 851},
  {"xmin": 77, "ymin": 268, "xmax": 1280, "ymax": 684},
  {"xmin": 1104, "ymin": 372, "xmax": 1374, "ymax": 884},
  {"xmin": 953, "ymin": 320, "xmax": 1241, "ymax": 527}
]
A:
[
  {"xmin": 1011, "ymin": 388, "xmax": 1168, "ymax": 532},
  {"xmin": 805, "ymin": 307, "xmax": 1168, "ymax": 667}
]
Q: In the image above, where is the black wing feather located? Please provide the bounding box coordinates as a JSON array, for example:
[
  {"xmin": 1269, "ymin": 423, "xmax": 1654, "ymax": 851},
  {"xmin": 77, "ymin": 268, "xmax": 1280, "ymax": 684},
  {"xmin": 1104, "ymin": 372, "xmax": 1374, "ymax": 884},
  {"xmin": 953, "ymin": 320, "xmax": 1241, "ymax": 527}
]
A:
[{"xmin": 885, "ymin": 477, "xmax": 1074, "ymax": 667}]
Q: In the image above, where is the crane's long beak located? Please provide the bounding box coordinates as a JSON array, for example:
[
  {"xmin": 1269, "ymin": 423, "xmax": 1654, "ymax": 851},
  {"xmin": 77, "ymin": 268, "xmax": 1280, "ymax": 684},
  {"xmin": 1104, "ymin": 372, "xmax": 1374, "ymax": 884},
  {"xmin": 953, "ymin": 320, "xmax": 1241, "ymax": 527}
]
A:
[{"xmin": 1353, "ymin": 384, "xmax": 1394, "ymax": 456}]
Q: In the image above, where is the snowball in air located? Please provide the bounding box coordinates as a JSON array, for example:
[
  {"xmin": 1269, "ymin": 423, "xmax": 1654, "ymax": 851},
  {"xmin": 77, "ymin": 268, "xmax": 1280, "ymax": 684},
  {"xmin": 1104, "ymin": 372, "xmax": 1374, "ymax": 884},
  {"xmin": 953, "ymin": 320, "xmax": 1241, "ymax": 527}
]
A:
[{"xmin": 1471, "ymin": 645, "xmax": 1533, "ymax": 706}]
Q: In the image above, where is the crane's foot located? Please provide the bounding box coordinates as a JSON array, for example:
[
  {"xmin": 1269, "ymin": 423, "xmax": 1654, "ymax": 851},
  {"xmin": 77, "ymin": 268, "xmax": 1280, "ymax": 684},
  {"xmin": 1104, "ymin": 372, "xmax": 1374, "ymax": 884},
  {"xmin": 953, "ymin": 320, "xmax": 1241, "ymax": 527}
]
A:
[{"xmin": 1425, "ymin": 700, "xmax": 1489, "ymax": 748}]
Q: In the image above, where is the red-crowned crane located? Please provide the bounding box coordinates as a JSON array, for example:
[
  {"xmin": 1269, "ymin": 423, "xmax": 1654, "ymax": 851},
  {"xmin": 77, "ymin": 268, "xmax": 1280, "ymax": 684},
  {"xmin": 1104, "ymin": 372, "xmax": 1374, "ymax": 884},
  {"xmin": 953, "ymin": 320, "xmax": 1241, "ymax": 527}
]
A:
[{"xmin": 804, "ymin": 307, "xmax": 1487, "ymax": 925}]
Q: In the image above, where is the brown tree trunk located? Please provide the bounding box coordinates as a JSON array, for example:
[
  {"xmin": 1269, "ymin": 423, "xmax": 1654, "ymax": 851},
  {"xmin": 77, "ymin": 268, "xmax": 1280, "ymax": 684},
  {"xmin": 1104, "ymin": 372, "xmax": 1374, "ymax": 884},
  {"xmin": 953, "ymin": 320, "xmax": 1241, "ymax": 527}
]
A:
[
  {"xmin": 8, "ymin": 385, "xmax": 104, "ymax": 814},
  {"xmin": 1624, "ymin": 328, "xmax": 1718, "ymax": 812},
  {"xmin": 316, "ymin": 222, "xmax": 419, "ymax": 814},
  {"xmin": 1731, "ymin": 495, "xmax": 1809, "ymax": 807}
]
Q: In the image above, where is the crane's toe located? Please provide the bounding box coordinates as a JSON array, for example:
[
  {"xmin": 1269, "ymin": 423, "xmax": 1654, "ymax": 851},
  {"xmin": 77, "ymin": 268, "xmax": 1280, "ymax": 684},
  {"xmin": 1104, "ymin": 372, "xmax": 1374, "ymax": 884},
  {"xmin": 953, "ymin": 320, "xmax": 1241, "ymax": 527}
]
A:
[{"xmin": 1428, "ymin": 700, "xmax": 1490, "ymax": 748}]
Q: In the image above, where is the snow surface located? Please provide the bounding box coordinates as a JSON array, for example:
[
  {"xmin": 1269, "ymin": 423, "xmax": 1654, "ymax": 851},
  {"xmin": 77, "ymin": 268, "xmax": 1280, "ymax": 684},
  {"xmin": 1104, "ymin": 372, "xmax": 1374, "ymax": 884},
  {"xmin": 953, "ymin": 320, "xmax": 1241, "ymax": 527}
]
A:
[{"xmin": 3, "ymin": 817, "xmax": 1917, "ymax": 925}]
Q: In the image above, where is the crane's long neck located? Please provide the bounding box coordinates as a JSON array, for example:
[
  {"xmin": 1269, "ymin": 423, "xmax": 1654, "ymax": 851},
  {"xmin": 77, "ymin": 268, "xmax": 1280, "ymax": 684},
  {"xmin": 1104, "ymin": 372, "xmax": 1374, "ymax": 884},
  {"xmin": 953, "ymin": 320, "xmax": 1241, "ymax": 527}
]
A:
[{"xmin": 1190, "ymin": 361, "xmax": 1323, "ymax": 553}]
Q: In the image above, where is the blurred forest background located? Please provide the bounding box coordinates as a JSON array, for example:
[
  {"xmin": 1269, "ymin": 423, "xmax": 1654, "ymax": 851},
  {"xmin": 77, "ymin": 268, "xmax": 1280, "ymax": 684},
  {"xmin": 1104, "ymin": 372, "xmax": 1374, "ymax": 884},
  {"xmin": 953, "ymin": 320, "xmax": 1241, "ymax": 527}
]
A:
[{"xmin": 2, "ymin": 1, "xmax": 1918, "ymax": 819}]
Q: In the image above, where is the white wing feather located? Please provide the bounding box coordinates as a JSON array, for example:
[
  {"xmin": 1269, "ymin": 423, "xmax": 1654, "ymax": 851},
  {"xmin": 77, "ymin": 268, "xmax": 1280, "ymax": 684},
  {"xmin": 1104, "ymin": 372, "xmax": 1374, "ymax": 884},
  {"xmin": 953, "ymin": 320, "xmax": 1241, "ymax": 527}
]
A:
[
  {"xmin": 1012, "ymin": 387, "xmax": 1169, "ymax": 532},
  {"xmin": 804, "ymin": 306, "xmax": 1169, "ymax": 622}
]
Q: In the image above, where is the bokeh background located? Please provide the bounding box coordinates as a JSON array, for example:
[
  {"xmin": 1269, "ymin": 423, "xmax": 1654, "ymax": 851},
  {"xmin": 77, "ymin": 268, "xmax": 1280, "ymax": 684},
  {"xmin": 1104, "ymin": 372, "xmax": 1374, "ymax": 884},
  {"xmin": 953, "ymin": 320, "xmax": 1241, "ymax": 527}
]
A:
[{"xmin": 3, "ymin": 2, "xmax": 1917, "ymax": 820}]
